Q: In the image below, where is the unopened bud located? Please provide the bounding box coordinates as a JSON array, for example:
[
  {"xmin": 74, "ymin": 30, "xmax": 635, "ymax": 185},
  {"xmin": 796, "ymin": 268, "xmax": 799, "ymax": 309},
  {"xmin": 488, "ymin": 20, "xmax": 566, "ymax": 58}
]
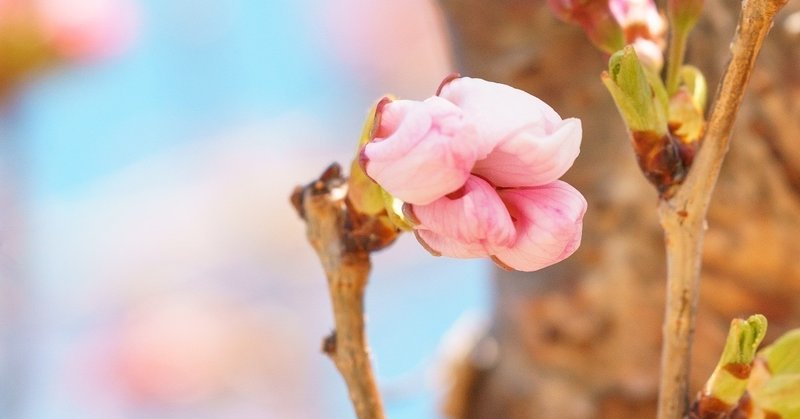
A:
[
  {"xmin": 547, "ymin": 0, "xmax": 625, "ymax": 53},
  {"xmin": 603, "ymin": 46, "xmax": 688, "ymax": 193},
  {"xmin": 702, "ymin": 315, "xmax": 767, "ymax": 406},
  {"xmin": 667, "ymin": 66, "xmax": 707, "ymax": 166},
  {"xmin": 601, "ymin": 46, "xmax": 667, "ymax": 134}
]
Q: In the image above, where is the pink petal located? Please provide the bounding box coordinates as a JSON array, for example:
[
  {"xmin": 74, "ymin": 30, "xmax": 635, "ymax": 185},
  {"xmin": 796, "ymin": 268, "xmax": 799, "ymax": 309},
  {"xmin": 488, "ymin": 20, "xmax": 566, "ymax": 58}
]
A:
[
  {"xmin": 362, "ymin": 96, "xmax": 482, "ymax": 205},
  {"xmin": 492, "ymin": 181, "xmax": 587, "ymax": 272},
  {"xmin": 372, "ymin": 98, "xmax": 413, "ymax": 139},
  {"xmin": 414, "ymin": 230, "xmax": 489, "ymax": 258},
  {"xmin": 412, "ymin": 175, "xmax": 516, "ymax": 251},
  {"xmin": 471, "ymin": 117, "xmax": 582, "ymax": 187},
  {"xmin": 609, "ymin": 0, "xmax": 665, "ymax": 37},
  {"xmin": 438, "ymin": 76, "xmax": 563, "ymax": 148},
  {"xmin": 631, "ymin": 38, "xmax": 664, "ymax": 71},
  {"xmin": 438, "ymin": 77, "xmax": 582, "ymax": 187}
]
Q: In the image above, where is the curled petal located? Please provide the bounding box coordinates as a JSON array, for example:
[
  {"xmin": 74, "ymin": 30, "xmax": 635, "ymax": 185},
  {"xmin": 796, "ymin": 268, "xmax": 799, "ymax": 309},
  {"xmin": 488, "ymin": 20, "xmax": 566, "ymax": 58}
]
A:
[
  {"xmin": 415, "ymin": 229, "xmax": 489, "ymax": 259},
  {"xmin": 471, "ymin": 118, "xmax": 582, "ymax": 187},
  {"xmin": 362, "ymin": 96, "xmax": 481, "ymax": 205},
  {"xmin": 371, "ymin": 98, "xmax": 412, "ymax": 139},
  {"xmin": 412, "ymin": 175, "xmax": 516, "ymax": 250},
  {"xmin": 492, "ymin": 181, "xmax": 587, "ymax": 272},
  {"xmin": 439, "ymin": 77, "xmax": 582, "ymax": 187},
  {"xmin": 438, "ymin": 76, "xmax": 563, "ymax": 147}
]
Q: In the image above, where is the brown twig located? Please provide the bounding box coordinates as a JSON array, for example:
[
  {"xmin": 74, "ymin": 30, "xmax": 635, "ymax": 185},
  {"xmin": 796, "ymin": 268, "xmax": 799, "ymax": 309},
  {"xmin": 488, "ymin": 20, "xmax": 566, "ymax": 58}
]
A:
[
  {"xmin": 655, "ymin": 0, "xmax": 788, "ymax": 417},
  {"xmin": 292, "ymin": 163, "xmax": 396, "ymax": 419}
]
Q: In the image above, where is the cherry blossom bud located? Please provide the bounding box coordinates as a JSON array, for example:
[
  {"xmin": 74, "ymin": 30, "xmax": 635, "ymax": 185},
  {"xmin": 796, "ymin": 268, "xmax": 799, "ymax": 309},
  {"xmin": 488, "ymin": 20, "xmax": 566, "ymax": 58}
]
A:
[
  {"xmin": 609, "ymin": 0, "xmax": 665, "ymax": 36},
  {"xmin": 609, "ymin": 0, "xmax": 666, "ymax": 70},
  {"xmin": 360, "ymin": 75, "xmax": 586, "ymax": 271},
  {"xmin": 603, "ymin": 47, "xmax": 687, "ymax": 192},
  {"xmin": 668, "ymin": 0, "xmax": 704, "ymax": 33},
  {"xmin": 547, "ymin": 0, "xmax": 625, "ymax": 53}
]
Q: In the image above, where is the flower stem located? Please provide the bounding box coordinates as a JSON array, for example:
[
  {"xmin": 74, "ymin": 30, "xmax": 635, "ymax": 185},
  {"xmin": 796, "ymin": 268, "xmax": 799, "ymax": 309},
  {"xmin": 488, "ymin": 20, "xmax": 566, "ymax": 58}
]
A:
[
  {"xmin": 665, "ymin": 27, "xmax": 689, "ymax": 95},
  {"xmin": 655, "ymin": 0, "xmax": 788, "ymax": 417}
]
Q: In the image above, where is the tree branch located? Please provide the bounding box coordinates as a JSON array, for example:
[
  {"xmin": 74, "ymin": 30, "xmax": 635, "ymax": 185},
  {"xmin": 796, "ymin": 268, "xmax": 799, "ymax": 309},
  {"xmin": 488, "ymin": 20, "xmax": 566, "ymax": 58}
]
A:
[
  {"xmin": 656, "ymin": 0, "xmax": 788, "ymax": 417},
  {"xmin": 292, "ymin": 163, "xmax": 395, "ymax": 419}
]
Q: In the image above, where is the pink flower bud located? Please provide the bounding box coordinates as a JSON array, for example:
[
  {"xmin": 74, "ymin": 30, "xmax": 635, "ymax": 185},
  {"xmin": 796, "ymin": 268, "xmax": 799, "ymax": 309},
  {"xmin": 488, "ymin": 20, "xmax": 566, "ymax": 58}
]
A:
[
  {"xmin": 609, "ymin": 0, "xmax": 665, "ymax": 37},
  {"xmin": 547, "ymin": 0, "xmax": 625, "ymax": 53},
  {"xmin": 668, "ymin": 0, "xmax": 703, "ymax": 32},
  {"xmin": 360, "ymin": 75, "xmax": 587, "ymax": 271}
]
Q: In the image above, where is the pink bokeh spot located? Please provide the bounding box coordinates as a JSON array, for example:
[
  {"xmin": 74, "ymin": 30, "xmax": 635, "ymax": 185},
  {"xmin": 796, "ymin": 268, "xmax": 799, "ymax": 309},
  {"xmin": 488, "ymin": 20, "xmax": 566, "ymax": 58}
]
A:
[{"xmin": 36, "ymin": 0, "xmax": 138, "ymax": 60}]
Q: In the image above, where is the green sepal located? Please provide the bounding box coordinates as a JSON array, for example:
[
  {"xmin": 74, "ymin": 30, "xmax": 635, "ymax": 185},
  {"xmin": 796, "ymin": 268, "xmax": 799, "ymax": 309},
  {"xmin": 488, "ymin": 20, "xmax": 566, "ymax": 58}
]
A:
[
  {"xmin": 346, "ymin": 95, "xmax": 416, "ymax": 232},
  {"xmin": 745, "ymin": 328, "xmax": 800, "ymax": 418},
  {"xmin": 348, "ymin": 96, "xmax": 394, "ymax": 216},
  {"xmin": 381, "ymin": 190, "xmax": 414, "ymax": 231},
  {"xmin": 750, "ymin": 373, "xmax": 800, "ymax": 418},
  {"xmin": 348, "ymin": 159, "xmax": 385, "ymax": 215},
  {"xmin": 761, "ymin": 328, "xmax": 800, "ymax": 375}
]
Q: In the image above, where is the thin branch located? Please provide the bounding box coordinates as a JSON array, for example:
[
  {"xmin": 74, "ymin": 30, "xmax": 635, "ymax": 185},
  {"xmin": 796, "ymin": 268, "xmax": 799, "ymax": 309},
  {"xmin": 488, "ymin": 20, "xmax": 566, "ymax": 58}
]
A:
[
  {"xmin": 292, "ymin": 163, "xmax": 395, "ymax": 419},
  {"xmin": 675, "ymin": 0, "xmax": 788, "ymax": 208},
  {"xmin": 655, "ymin": 0, "xmax": 788, "ymax": 417}
]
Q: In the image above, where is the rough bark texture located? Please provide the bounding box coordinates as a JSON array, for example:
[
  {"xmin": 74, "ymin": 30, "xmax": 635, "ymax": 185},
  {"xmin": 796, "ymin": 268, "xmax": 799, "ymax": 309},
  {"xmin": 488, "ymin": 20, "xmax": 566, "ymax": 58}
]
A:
[{"xmin": 437, "ymin": 1, "xmax": 800, "ymax": 418}]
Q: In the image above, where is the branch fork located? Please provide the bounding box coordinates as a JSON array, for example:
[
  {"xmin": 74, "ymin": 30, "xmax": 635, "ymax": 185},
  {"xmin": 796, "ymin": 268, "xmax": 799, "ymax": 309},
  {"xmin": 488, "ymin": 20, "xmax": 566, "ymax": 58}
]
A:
[{"xmin": 655, "ymin": 0, "xmax": 788, "ymax": 417}]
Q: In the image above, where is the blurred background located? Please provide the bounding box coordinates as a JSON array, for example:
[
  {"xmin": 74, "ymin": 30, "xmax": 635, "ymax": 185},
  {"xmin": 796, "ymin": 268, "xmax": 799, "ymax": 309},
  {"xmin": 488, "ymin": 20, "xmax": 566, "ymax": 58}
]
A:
[{"xmin": 0, "ymin": 1, "xmax": 492, "ymax": 418}]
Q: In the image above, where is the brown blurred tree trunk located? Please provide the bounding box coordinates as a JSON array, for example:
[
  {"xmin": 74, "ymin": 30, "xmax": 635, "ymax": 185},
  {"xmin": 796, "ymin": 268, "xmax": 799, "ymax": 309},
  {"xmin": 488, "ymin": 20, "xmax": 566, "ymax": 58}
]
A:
[{"xmin": 437, "ymin": 1, "xmax": 800, "ymax": 418}]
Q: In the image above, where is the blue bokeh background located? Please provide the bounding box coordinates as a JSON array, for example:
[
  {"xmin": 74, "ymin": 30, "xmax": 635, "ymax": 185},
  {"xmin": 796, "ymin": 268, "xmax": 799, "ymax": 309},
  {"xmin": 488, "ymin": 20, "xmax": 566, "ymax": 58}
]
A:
[{"xmin": 1, "ymin": 1, "xmax": 490, "ymax": 418}]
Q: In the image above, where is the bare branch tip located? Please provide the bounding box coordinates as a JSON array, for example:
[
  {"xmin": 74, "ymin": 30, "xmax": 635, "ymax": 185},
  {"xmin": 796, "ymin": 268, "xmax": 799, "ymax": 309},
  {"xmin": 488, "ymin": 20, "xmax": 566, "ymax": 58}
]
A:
[
  {"xmin": 290, "ymin": 186, "xmax": 306, "ymax": 219},
  {"xmin": 322, "ymin": 331, "xmax": 337, "ymax": 356},
  {"xmin": 321, "ymin": 162, "xmax": 343, "ymax": 181}
]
